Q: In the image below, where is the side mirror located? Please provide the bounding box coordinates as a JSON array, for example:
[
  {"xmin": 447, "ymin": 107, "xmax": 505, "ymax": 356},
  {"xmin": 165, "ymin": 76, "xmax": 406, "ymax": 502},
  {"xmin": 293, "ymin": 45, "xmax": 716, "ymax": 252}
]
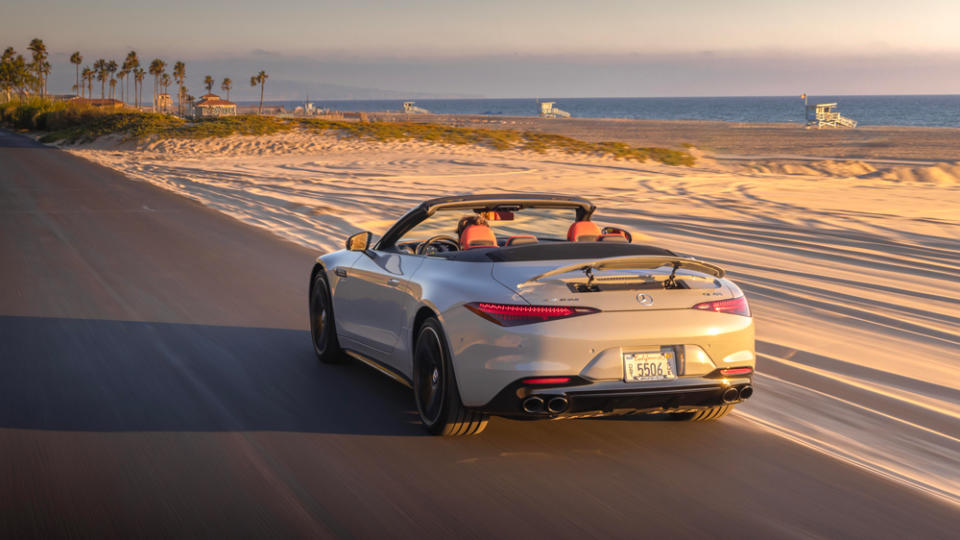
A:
[{"xmin": 346, "ymin": 231, "xmax": 372, "ymax": 251}]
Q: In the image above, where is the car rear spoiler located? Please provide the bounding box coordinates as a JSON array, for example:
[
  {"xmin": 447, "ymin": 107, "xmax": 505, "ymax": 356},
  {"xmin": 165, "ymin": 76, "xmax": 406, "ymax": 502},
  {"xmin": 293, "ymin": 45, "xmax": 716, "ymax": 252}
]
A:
[{"xmin": 523, "ymin": 255, "xmax": 725, "ymax": 284}]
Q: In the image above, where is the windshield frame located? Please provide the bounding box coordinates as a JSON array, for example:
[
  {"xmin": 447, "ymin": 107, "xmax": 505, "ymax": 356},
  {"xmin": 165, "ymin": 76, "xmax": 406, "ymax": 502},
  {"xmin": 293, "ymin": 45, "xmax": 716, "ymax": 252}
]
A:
[{"xmin": 375, "ymin": 194, "xmax": 596, "ymax": 250}]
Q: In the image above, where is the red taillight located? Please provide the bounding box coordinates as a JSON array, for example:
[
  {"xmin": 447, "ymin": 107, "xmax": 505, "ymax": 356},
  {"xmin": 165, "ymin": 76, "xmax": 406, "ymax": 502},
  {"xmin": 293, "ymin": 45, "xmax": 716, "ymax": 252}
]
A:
[
  {"xmin": 522, "ymin": 377, "xmax": 571, "ymax": 385},
  {"xmin": 465, "ymin": 302, "xmax": 599, "ymax": 326},
  {"xmin": 692, "ymin": 296, "xmax": 751, "ymax": 317},
  {"xmin": 719, "ymin": 367, "xmax": 753, "ymax": 376}
]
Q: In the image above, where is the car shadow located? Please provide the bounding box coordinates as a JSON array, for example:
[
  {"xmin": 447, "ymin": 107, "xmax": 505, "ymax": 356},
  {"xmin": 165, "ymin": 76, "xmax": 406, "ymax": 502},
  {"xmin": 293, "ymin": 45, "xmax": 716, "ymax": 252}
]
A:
[{"xmin": 0, "ymin": 315, "xmax": 423, "ymax": 436}]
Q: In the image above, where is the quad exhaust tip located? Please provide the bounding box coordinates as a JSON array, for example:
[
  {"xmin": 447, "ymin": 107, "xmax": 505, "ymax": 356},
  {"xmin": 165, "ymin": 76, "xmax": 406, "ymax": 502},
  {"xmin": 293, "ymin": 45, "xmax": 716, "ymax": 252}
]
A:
[
  {"xmin": 522, "ymin": 396, "xmax": 545, "ymax": 414},
  {"xmin": 721, "ymin": 387, "xmax": 740, "ymax": 404},
  {"xmin": 522, "ymin": 395, "xmax": 569, "ymax": 414},
  {"xmin": 547, "ymin": 396, "xmax": 569, "ymax": 414}
]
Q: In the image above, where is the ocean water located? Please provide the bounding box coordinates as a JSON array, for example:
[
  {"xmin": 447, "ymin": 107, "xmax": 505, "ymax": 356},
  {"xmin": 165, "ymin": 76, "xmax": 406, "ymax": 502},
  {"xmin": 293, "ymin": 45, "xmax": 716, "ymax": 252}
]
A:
[{"xmin": 255, "ymin": 95, "xmax": 960, "ymax": 128}]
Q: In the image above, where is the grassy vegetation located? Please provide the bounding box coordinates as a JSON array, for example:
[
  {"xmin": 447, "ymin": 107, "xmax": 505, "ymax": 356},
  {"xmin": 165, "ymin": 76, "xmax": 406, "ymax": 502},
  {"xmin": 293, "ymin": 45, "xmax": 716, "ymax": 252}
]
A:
[{"xmin": 1, "ymin": 99, "xmax": 694, "ymax": 165}]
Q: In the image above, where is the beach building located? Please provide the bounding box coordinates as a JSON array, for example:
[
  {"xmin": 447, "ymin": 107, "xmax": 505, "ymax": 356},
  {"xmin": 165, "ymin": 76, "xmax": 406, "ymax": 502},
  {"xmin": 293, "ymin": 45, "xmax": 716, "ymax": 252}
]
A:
[
  {"xmin": 293, "ymin": 102, "xmax": 323, "ymax": 117},
  {"xmin": 403, "ymin": 101, "xmax": 429, "ymax": 114},
  {"xmin": 155, "ymin": 93, "xmax": 173, "ymax": 113},
  {"xmin": 805, "ymin": 102, "xmax": 857, "ymax": 128},
  {"xmin": 539, "ymin": 101, "xmax": 570, "ymax": 118},
  {"xmin": 68, "ymin": 97, "xmax": 124, "ymax": 108},
  {"xmin": 194, "ymin": 93, "xmax": 237, "ymax": 118}
]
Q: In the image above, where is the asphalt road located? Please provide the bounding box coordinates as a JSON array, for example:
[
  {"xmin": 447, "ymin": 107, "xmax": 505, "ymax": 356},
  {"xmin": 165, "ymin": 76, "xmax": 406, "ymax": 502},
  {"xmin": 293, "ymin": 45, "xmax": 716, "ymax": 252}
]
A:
[{"xmin": 1, "ymin": 129, "xmax": 956, "ymax": 538}]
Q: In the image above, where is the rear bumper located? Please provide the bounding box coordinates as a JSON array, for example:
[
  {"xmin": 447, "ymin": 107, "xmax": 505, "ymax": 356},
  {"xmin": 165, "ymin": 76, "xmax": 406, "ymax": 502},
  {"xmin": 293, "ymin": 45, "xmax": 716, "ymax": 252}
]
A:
[
  {"xmin": 477, "ymin": 375, "xmax": 754, "ymax": 418},
  {"xmin": 441, "ymin": 305, "xmax": 755, "ymax": 407}
]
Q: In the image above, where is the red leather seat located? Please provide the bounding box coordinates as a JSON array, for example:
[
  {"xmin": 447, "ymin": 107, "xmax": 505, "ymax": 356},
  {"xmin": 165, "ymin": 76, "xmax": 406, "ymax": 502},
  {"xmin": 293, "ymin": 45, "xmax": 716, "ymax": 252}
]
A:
[
  {"xmin": 567, "ymin": 221, "xmax": 602, "ymax": 242},
  {"xmin": 460, "ymin": 224, "xmax": 497, "ymax": 249},
  {"xmin": 505, "ymin": 235, "xmax": 538, "ymax": 246}
]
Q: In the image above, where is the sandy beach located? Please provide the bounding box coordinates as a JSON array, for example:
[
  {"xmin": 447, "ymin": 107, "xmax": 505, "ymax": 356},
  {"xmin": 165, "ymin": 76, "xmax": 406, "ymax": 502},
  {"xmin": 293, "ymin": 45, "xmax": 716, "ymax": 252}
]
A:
[
  {"xmin": 66, "ymin": 121, "xmax": 960, "ymax": 502},
  {"xmin": 389, "ymin": 114, "xmax": 960, "ymax": 162}
]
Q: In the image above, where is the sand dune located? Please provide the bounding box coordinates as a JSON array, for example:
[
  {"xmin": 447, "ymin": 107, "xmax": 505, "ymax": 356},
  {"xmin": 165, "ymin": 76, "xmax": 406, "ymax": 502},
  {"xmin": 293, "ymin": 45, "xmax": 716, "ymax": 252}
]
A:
[
  {"xmin": 65, "ymin": 130, "xmax": 960, "ymax": 503},
  {"xmin": 733, "ymin": 158, "xmax": 960, "ymax": 186}
]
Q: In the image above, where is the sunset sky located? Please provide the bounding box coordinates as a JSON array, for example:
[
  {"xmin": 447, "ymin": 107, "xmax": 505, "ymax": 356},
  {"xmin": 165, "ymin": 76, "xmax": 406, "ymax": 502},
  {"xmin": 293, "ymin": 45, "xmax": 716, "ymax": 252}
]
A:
[{"xmin": 5, "ymin": 0, "xmax": 960, "ymax": 99}]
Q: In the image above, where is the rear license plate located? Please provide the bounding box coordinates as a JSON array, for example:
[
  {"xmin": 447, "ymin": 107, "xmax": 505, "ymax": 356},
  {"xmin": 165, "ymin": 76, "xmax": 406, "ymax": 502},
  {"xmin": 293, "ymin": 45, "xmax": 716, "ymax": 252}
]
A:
[{"xmin": 623, "ymin": 350, "xmax": 677, "ymax": 382}]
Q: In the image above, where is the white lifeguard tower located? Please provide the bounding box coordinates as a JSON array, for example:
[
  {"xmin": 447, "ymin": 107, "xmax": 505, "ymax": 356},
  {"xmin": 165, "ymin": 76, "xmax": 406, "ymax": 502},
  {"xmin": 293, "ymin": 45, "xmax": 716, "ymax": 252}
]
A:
[
  {"xmin": 803, "ymin": 95, "xmax": 857, "ymax": 128},
  {"xmin": 402, "ymin": 101, "xmax": 429, "ymax": 114},
  {"xmin": 539, "ymin": 101, "xmax": 570, "ymax": 118}
]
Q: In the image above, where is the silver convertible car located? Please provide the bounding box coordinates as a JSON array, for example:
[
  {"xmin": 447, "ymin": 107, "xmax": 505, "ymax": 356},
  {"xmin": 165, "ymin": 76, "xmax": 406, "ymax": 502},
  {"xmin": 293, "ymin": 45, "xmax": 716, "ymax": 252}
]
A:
[{"xmin": 309, "ymin": 194, "xmax": 755, "ymax": 435}]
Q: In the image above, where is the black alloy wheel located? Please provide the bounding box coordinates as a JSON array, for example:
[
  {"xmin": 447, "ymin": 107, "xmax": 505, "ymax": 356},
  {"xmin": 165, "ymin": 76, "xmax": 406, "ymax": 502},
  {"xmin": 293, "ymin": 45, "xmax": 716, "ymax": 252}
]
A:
[
  {"xmin": 413, "ymin": 318, "xmax": 488, "ymax": 436},
  {"xmin": 310, "ymin": 271, "xmax": 343, "ymax": 363}
]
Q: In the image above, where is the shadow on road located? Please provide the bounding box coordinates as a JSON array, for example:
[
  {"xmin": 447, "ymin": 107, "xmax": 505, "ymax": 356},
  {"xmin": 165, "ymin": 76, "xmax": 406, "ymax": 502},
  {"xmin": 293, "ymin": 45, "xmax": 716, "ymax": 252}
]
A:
[
  {"xmin": 0, "ymin": 130, "xmax": 52, "ymax": 149},
  {"xmin": 0, "ymin": 315, "xmax": 422, "ymax": 436}
]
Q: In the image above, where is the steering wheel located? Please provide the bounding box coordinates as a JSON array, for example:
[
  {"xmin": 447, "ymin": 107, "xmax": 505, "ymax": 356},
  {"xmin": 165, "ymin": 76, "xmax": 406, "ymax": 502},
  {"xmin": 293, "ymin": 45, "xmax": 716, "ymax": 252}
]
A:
[{"xmin": 415, "ymin": 235, "xmax": 460, "ymax": 255}]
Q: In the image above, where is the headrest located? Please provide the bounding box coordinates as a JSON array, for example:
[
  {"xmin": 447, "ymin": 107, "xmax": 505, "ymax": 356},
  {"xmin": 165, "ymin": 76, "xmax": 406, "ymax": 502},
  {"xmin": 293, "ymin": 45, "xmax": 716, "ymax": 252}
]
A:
[
  {"xmin": 505, "ymin": 235, "xmax": 538, "ymax": 246},
  {"xmin": 567, "ymin": 221, "xmax": 601, "ymax": 242},
  {"xmin": 460, "ymin": 224, "xmax": 497, "ymax": 249},
  {"xmin": 599, "ymin": 232, "xmax": 629, "ymax": 243}
]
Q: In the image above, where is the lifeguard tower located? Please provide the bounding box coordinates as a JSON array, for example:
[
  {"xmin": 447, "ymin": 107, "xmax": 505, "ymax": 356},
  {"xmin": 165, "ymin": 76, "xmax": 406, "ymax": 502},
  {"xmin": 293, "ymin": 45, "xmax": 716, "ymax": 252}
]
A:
[
  {"xmin": 805, "ymin": 101, "xmax": 857, "ymax": 128},
  {"xmin": 539, "ymin": 101, "xmax": 570, "ymax": 118},
  {"xmin": 402, "ymin": 101, "xmax": 429, "ymax": 114}
]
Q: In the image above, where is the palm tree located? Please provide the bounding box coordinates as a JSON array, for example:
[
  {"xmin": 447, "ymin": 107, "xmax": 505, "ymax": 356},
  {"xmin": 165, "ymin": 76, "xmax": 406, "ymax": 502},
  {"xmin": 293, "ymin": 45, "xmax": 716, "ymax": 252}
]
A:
[
  {"xmin": 160, "ymin": 73, "xmax": 171, "ymax": 99},
  {"xmin": 79, "ymin": 67, "xmax": 90, "ymax": 98},
  {"xmin": 221, "ymin": 77, "xmax": 232, "ymax": 101},
  {"xmin": 1, "ymin": 47, "xmax": 33, "ymax": 101},
  {"xmin": 70, "ymin": 52, "xmax": 83, "ymax": 96},
  {"xmin": 148, "ymin": 58, "xmax": 166, "ymax": 110},
  {"xmin": 81, "ymin": 66, "xmax": 93, "ymax": 98},
  {"xmin": 109, "ymin": 78, "xmax": 117, "ymax": 101},
  {"xmin": 0, "ymin": 48, "xmax": 12, "ymax": 99},
  {"xmin": 117, "ymin": 69, "xmax": 128, "ymax": 102},
  {"xmin": 40, "ymin": 61, "xmax": 51, "ymax": 96},
  {"xmin": 203, "ymin": 75, "xmax": 214, "ymax": 94},
  {"xmin": 123, "ymin": 51, "xmax": 139, "ymax": 105},
  {"xmin": 27, "ymin": 38, "xmax": 47, "ymax": 97},
  {"xmin": 106, "ymin": 60, "xmax": 118, "ymax": 99},
  {"xmin": 134, "ymin": 67, "xmax": 145, "ymax": 108},
  {"xmin": 250, "ymin": 70, "xmax": 268, "ymax": 115},
  {"xmin": 172, "ymin": 61, "xmax": 186, "ymax": 115},
  {"xmin": 93, "ymin": 58, "xmax": 107, "ymax": 98}
]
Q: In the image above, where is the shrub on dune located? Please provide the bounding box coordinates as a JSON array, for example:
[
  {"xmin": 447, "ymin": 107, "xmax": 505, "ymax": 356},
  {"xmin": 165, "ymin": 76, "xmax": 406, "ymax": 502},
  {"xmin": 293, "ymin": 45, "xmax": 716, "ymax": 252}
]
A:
[{"xmin": 1, "ymin": 99, "xmax": 694, "ymax": 166}]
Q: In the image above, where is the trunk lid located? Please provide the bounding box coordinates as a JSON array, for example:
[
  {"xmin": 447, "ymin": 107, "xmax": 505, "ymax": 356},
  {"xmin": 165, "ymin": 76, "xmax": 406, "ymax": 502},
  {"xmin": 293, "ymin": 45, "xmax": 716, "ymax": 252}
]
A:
[{"xmin": 491, "ymin": 256, "xmax": 735, "ymax": 312}]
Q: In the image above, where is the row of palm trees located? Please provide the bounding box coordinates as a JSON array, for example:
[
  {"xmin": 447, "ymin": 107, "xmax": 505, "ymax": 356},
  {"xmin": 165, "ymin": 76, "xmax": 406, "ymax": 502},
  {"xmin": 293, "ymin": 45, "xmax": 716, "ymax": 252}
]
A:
[
  {"xmin": 2, "ymin": 38, "xmax": 271, "ymax": 115},
  {"xmin": 75, "ymin": 53, "xmax": 146, "ymax": 107}
]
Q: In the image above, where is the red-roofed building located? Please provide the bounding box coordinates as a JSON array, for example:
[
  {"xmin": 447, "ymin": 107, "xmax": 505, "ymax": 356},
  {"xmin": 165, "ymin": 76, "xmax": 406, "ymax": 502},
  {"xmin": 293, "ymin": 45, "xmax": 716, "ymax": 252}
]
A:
[{"xmin": 194, "ymin": 94, "xmax": 237, "ymax": 118}]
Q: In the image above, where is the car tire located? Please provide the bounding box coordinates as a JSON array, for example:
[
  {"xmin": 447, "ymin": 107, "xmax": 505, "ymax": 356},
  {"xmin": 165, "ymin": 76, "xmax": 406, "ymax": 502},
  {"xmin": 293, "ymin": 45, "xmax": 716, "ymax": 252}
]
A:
[
  {"xmin": 669, "ymin": 405, "xmax": 732, "ymax": 421},
  {"xmin": 413, "ymin": 318, "xmax": 488, "ymax": 436},
  {"xmin": 310, "ymin": 270, "xmax": 344, "ymax": 364}
]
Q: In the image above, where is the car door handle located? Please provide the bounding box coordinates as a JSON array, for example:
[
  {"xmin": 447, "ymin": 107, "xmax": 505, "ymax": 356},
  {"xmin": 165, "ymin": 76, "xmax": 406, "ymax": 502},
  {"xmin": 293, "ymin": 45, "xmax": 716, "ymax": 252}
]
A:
[
  {"xmin": 386, "ymin": 278, "xmax": 401, "ymax": 287},
  {"xmin": 335, "ymin": 268, "xmax": 348, "ymax": 278}
]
